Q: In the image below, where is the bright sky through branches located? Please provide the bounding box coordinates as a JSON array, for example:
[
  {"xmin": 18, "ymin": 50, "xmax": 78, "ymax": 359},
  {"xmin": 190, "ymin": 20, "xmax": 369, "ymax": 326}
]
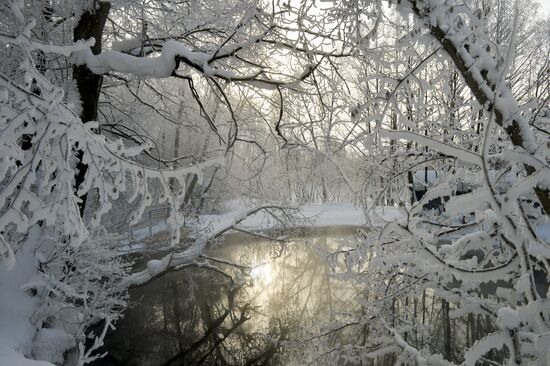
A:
[{"xmin": 539, "ymin": 0, "xmax": 550, "ymax": 17}]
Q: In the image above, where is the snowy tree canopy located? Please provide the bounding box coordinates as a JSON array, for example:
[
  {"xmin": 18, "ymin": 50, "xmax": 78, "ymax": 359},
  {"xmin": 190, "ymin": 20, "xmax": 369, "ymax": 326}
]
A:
[{"xmin": 0, "ymin": 0, "xmax": 548, "ymax": 364}]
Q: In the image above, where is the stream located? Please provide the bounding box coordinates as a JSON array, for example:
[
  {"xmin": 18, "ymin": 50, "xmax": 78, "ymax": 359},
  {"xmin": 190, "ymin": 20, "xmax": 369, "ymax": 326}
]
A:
[{"xmin": 92, "ymin": 226, "xmax": 361, "ymax": 366}]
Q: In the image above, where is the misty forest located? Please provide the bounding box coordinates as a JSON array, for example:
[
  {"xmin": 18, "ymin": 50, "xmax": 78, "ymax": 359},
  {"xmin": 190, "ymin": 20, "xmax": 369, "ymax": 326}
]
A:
[{"xmin": 0, "ymin": 0, "xmax": 549, "ymax": 365}]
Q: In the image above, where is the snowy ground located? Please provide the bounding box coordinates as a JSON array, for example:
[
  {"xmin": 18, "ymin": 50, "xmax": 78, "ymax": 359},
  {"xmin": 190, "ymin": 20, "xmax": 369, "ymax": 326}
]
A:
[
  {"xmin": 121, "ymin": 202, "xmax": 550, "ymax": 249},
  {"xmin": 131, "ymin": 201, "xmax": 408, "ymax": 245},
  {"xmin": 115, "ymin": 202, "xmax": 411, "ymax": 254},
  {"xmin": 0, "ymin": 242, "xmax": 57, "ymax": 366},
  {"xmin": 197, "ymin": 201, "xmax": 371, "ymax": 233}
]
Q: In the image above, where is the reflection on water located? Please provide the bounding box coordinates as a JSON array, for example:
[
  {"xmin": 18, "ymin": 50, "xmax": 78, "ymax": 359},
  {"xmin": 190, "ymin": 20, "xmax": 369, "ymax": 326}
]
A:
[
  {"xmin": 93, "ymin": 227, "xmax": 361, "ymax": 365},
  {"xmin": 93, "ymin": 226, "xmax": 510, "ymax": 365}
]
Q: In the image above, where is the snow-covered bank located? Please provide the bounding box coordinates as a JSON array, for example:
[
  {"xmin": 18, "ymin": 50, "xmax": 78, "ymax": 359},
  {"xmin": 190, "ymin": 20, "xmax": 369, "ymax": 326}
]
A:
[
  {"xmin": 194, "ymin": 201, "xmax": 407, "ymax": 237},
  {"xmin": 0, "ymin": 244, "xmax": 55, "ymax": 366},
  {"xmin": 119, "ymin": 201, "xmax": 409, "ymax": 249},
  {"xmin": 197, "ymin": 202, "xmax": 365, "ymax": 233}
]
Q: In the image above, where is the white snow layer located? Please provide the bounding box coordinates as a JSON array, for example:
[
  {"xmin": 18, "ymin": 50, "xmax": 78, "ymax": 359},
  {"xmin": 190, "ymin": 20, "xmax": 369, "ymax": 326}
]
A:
[
  {"xmin": 197, "ymin": 201, "xmax": 406, "ymax": 234},
  {"xmin": 72, "ymin": 39, "xmax": 232, "ymax": 79},
  {"xmin": 0, "ymin": 245, "xmax": 55, "ymax": 366}
]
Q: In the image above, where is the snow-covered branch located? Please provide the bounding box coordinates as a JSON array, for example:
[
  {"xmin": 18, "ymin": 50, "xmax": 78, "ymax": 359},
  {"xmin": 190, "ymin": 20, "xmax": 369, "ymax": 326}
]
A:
[
  {"xmin": 121, "ymin": 204, "xmax": 297, "ymax": 288},
  {"xmin": 72, "ymin": 38, "xmax": 318, "ymax": 88},
  {"xmin": 405, "ymin": 0, "xmax": 550, "ymax": 214},
  {"xmin": 379, "ymin": 129, "xmax": 483, "ymax": 165}
]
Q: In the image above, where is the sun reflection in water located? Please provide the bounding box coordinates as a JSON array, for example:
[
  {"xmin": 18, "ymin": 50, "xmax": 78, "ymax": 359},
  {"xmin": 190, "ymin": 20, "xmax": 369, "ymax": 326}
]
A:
[{"xmin": 250, "ymin": 263, "xmax": 273, "ymax": 285}]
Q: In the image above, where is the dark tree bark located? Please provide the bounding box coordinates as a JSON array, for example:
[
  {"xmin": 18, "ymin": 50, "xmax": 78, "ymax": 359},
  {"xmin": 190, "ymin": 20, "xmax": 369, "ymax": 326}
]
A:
[
  {"xmin": 442, "ymin": 299, "xmax": 451, "ymax": 361},
  {"xmin": 73, "ymin": 2, "xmax": 110, "ymax": 123},
  {"xmin": 72, "ymin": 1, "xmax": 111, "ymax": 216},
  {"xmin": 408, "ymin": 170, "xmax": 415, "ymax": 206}
]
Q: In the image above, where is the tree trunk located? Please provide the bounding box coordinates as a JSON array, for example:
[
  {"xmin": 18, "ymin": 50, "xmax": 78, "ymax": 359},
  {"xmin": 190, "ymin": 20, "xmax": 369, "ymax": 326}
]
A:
[
  {"xmin": 442, "ymin": 299, "xmax": 451, "ymax": 361},
  {"xmin": 73, "ymin": 2, "xmax": 110, "ymax": 123},
  {"xmin": 72, "ymin": 1, "xmax": 111, "ymax": 216},
  {"xmin": 408, "ymin": 171, "xmax": 415, "ymax": 206},
  {"xmin": 170, "ymin": 280, "xmax": 185, "ymax": 353}
]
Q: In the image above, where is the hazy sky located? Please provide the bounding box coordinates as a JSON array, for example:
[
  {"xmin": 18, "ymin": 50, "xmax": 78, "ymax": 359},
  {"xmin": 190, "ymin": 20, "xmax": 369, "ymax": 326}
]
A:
[{"xmin": 540, "ymin": 0, "xmax": 550, "ymax": 18}]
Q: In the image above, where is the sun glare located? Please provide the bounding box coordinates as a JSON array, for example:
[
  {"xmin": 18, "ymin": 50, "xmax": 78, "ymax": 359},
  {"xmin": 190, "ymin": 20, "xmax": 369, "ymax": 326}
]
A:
[{"xmin": 251, "ymin": 263, "xmax": 273, "ymax": 285}]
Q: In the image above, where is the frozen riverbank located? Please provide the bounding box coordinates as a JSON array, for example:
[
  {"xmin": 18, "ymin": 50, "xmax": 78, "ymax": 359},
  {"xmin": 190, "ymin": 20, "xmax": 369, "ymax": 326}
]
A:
[{"xmin": 192, "ymin": 201, "xmax": 407, "ymax": 239}]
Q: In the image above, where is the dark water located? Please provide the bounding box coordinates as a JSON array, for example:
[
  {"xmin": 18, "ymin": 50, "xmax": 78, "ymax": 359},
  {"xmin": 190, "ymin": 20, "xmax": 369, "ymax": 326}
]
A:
[
  {"xmin": 90, "ymin": 226, "xmax": 549, "ymax": 366},
  {"xmin": 93, "ymin": 227, "xmax": 360, "ymax": 366}
]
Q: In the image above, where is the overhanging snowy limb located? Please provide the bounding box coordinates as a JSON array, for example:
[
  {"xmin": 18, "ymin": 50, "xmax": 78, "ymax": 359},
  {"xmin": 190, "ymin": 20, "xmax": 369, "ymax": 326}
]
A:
[
  {"xmin": 71, "ymin": 37, "xmax": 319, "ymax": 88},
  {"xmin": 121, "ymin": 204, "xmax": 297, "ymax": 289}
]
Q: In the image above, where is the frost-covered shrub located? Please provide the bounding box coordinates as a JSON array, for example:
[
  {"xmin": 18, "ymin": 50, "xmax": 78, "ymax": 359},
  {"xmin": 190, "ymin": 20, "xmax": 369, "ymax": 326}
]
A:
[{"xmin": 0, "ymin": 2, "xmax": 216, "ymax": 364}]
